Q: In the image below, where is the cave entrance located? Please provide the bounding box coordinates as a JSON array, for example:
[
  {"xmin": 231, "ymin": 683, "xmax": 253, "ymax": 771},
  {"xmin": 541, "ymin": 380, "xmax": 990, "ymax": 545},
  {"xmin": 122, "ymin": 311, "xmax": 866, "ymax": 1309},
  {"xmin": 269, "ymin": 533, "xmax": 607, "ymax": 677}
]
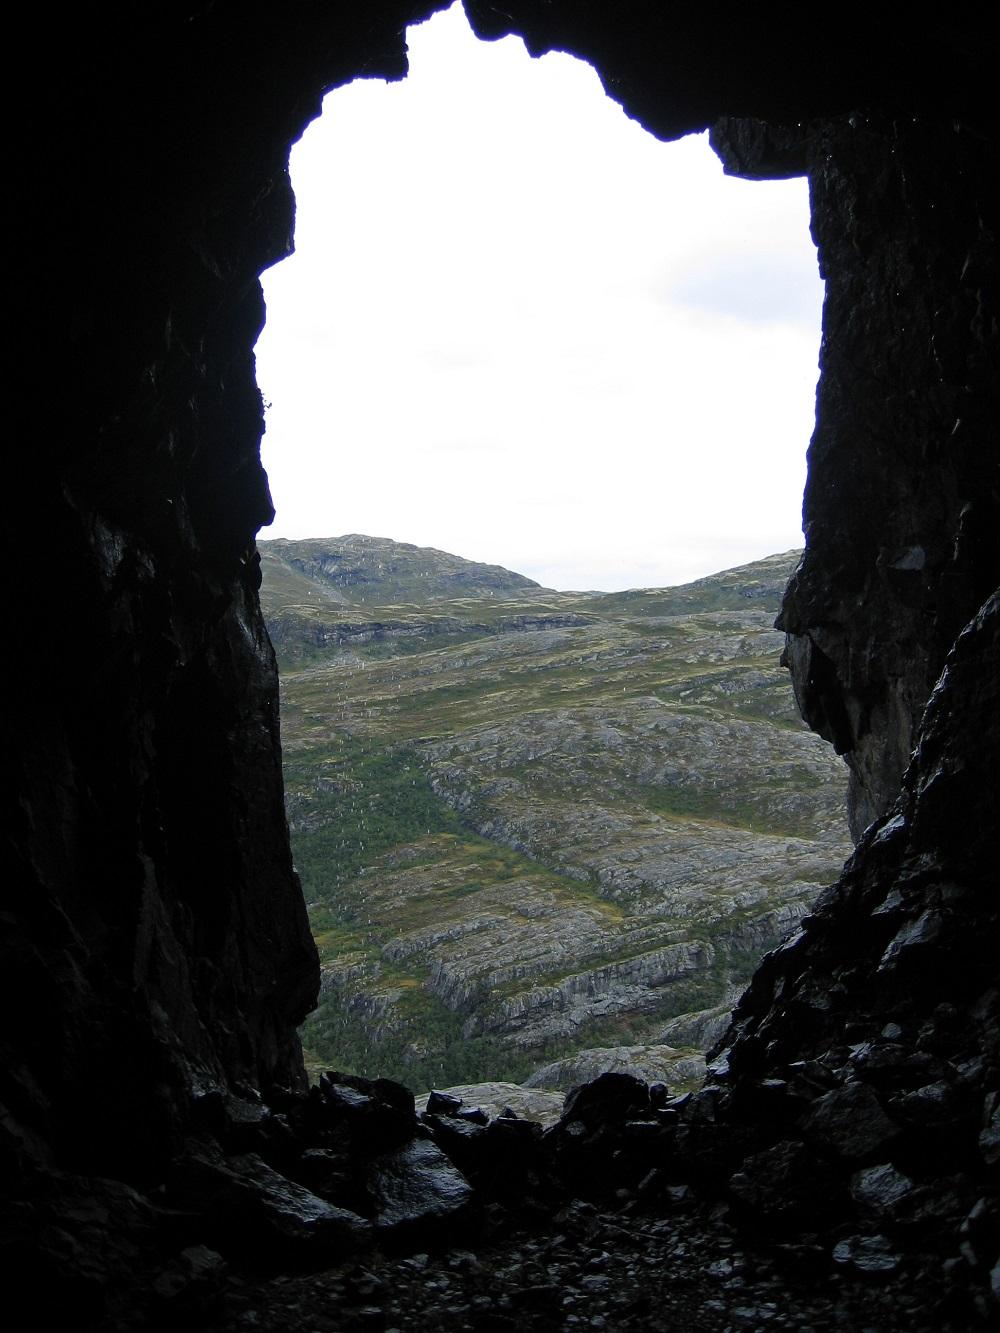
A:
[{"xmin": 255, "ymin": 2, "xmax": 843, "ymax": 1099}]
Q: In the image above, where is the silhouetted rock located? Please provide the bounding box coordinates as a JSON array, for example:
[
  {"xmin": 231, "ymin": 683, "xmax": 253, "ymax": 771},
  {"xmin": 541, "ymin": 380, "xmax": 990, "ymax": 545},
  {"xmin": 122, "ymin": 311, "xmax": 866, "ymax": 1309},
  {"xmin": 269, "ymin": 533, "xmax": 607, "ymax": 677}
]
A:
[
  {"xmin": 313, "ymin": 1071, "xmax": 418, "ymax": 1154},
  {"xmin": 179, "ymin": 1150, "xmax": 372, "ymax": 1264},
  {"xmin": 562, "ymin": 1073, "xmax": 653, "ymax": 1130},
  {"xmin": 425, "ymin": 1090, "xmax": 464, "ymax": 1117}
]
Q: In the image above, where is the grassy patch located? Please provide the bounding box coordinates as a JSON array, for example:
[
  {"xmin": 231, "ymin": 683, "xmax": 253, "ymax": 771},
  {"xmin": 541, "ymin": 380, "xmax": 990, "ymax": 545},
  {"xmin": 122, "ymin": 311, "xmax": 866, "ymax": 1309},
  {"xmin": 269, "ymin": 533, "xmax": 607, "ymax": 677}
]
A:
[
  {"xmin": 301, "ymin": 985, "xmax": 541, "ymax": 1091},
  {"xmin": 639, "ymin": 776, "xmax": 827, "ymax": 839},
  {"xmin": 284, "ymin": 738, "xmax": 462, "ymax": 899}
]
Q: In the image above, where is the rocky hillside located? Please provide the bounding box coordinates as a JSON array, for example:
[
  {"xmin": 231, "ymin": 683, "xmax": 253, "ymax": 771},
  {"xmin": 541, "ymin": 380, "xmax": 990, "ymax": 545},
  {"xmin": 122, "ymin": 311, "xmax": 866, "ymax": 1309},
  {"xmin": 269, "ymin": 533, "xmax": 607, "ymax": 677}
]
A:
[
  {"xmin": 261, "ymin": 537, "xmax": 851, "ymax": 1093},
  {"xmin": 262, "ymin": 533, "xmax": 544, "ymax": 629}
]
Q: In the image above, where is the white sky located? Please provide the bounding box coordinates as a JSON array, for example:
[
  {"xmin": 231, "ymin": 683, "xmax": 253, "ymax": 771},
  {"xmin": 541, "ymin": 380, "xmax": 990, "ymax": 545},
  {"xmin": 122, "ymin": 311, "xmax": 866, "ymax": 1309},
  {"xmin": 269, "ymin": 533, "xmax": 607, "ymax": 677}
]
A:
[{"xmin": 256, "ymin": 1, "xmax": 823, "ymax": 592}]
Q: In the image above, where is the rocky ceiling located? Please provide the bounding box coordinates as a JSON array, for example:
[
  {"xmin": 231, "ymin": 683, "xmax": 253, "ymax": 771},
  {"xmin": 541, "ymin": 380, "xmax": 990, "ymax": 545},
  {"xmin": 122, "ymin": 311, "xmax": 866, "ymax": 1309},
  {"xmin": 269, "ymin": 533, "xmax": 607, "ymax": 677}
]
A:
[{"xmin": 4, "ymin": 1, "xmax": 998, "ymax": 1325}]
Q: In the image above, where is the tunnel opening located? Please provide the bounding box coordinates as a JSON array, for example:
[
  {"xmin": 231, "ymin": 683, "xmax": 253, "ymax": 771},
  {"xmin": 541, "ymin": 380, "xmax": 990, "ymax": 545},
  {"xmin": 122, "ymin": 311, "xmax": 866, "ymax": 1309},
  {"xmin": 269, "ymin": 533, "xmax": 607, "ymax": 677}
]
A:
[{"xmin": 253, "ymin": 3, "xmax": 845, "ymax": 1101}]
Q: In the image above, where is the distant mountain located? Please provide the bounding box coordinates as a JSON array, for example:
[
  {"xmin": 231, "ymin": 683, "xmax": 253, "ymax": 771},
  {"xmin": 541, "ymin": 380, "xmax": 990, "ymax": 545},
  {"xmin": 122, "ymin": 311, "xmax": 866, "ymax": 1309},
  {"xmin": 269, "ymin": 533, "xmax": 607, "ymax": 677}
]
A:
[
  {"xmin": 584, "ymin": 549, "xmax": 802, "ymax": 616},
  {"xmin": 261, "ymin": 534, "xmax": 545, "ymax": 607},
  {"xmin": 262, "ymin": 538, "xmax": 850, "ymax": 1095},
  {"xmin": 260, "ymin": 535, "xmax": 591, "ymax": 669}
]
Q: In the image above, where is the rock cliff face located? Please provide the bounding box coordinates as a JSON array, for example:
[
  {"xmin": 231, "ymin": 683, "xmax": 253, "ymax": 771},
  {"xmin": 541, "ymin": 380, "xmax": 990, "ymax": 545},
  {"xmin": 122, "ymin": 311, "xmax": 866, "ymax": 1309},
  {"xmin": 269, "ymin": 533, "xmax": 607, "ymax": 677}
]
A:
[
  {"xmin": 5, "ymin": 0, "xmax": 445, "ymax": 1199},
  {"xmin": 4, "ymin": 0, "xmax": 998, "ymax": 1323},
  {"xmin": 746, "ymin": 115, "xmax": 1000, "ymax": 839}
]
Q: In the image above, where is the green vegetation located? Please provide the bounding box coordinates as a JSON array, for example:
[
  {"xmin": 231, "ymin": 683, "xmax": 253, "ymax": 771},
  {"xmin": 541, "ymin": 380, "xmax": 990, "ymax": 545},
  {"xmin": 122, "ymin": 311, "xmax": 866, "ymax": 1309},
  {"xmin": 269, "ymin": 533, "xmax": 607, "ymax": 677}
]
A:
[
  {"xmin": 262, "ymin": 537, "xmax": 851, "ymax": 1093},
  {"xmin": 283, "ymin": 739, "xmax": 461, "ymax": 895},
  {"xmin": 303, "ymin": 990, "xmax": 539, "ymax": 1090},
  {"xmin": 639, "ymin": 772, "xmax": 827, "ymax": 840}
]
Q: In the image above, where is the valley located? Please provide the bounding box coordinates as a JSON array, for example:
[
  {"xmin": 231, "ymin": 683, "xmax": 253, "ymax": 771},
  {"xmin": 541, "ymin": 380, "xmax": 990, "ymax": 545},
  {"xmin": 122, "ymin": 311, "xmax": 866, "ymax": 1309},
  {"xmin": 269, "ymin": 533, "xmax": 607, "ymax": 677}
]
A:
[{"xmin": 261, "ymin": 535, "xmax": 852, "ymax": 1095}]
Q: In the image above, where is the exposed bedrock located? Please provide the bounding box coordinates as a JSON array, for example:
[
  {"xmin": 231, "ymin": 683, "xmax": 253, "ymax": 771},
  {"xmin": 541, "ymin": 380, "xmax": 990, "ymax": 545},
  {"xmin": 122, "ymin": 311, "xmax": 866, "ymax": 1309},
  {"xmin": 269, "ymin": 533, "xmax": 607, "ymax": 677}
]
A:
[
  {"xmin": 748, "ymin": 115, "xmax": 999, "ymax": 840},
  {"xmin": 6, "ymin": 0, "xmax": 447, "ymax": 1184},
  {"xmin": 4, "ymin": 0, "xmax": 999, "ymax": 1322}
]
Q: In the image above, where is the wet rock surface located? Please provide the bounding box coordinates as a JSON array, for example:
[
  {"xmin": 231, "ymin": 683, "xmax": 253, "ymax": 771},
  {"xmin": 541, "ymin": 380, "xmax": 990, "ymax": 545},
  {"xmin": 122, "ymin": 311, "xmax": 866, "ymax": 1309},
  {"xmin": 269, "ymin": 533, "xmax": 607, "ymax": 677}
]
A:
[
  {"xmin": 367, "ymin": 1137, "xmax": 473, "ymax": 1238},
  {"xmin": 682, "ymin": 593, "xmax": 1000, "ymax": 1324},
  {"xmin": 187, "ymin": 978, "xmax": 997, "ymax": 1328}
]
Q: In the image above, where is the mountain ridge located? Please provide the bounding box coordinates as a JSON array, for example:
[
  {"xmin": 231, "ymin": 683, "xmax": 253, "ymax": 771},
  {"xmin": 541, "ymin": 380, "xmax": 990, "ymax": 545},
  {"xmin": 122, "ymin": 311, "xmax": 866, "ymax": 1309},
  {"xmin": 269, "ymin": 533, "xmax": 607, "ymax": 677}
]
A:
[
  {"xmin": 259, "ymin": 535, "xmax": 804, "ymax": 669},
  {"xmin": 260, "ymin": 533, "xmax": 547, "ymax": 608}
]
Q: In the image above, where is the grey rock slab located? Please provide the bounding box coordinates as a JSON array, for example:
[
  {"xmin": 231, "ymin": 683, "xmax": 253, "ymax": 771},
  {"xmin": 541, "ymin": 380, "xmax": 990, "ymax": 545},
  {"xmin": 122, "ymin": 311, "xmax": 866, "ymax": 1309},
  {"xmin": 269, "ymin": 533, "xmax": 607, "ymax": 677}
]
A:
[
  {"xmin": 878, "ymin": 908, "xmax": 946, "ymax": 971},
  {"xmin": 418, "ymin": 1082, "xmax": 564, "ymax": 1126},
  {"xmin": 655, "ymin": 990, "xmax": 743, "ymax": 1050},
  {"xmin": 425, "ymin": 1090, "xmax": 464, "ymax": 1117},
  {"xmin": 367, "ymin": 1137, "xmax": 473, "ymax": 1234},
  {"xmin": 894, "ymin": 1079, "xmax": 961, "ymax": 1125},
  {"xmin": 523, "ymin": 1043, "xmax": 706, "ymax": 1093}
]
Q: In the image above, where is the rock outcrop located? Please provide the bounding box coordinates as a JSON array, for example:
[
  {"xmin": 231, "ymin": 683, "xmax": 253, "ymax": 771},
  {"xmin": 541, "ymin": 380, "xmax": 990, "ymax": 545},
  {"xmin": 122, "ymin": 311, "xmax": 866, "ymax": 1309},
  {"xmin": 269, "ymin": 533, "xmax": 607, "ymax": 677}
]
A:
[{"xmin": 523, "ymin": 1044, "xmax": 707, "ymax": 1095}]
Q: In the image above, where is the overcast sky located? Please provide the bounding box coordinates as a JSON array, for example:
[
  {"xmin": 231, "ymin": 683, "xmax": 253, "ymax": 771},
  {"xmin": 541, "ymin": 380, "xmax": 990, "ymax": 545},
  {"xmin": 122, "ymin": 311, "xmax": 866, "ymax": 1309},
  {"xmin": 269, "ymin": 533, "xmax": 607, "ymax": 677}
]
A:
[{"xmin": 255, "ymin": 1, "xmax": 823, "ymax": 591}]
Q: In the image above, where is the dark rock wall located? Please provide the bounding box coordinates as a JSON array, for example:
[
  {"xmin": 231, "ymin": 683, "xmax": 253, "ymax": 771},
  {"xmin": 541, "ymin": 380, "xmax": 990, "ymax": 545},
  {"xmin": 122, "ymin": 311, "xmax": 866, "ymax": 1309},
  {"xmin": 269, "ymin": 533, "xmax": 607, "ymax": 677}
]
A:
[
  {"xmin": 3, "ymin": 0, "xmax": 997, "ymax": 1226},
  {"xmin": 4, "ymin": 0, "xmax": 447, "ymax": 1183},
  {"xmin": 769, "ymin": 115, "xmax": 999, "ymax": 838},
  {"xmin": 685, "ymin": 592, "xmax": 999, "ymax": 1308}
]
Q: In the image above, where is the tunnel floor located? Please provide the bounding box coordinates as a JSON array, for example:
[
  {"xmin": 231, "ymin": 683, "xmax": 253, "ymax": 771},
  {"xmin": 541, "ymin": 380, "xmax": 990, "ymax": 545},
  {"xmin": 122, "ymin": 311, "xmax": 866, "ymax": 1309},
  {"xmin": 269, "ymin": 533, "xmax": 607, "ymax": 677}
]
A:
[{"xmin": 208, "ymin": 1198, "xmax": 954, "ymax": 1332}]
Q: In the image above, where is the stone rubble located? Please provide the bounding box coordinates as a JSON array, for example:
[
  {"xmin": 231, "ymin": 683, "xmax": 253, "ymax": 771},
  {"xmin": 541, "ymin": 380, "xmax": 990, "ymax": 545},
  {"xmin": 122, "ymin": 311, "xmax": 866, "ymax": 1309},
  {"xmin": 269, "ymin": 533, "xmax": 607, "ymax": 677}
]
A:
[
  {"xmin": 205, "ymin": 1191, "xmax": 963, "ymax": 1333},
  {"xmin": 141, "ymin": 1062, "xmax": 995, "ymax": 1331}
]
